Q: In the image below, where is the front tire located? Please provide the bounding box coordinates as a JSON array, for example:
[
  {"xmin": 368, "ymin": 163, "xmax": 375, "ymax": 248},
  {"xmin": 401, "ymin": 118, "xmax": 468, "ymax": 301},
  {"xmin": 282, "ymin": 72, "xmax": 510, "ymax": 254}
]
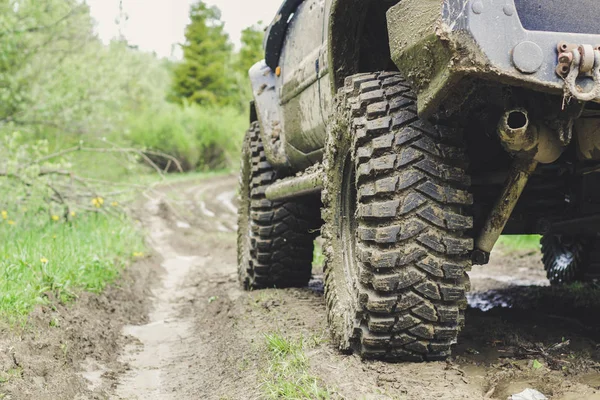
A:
[
  {"xmin": 237, "ymin": 122, "xmax": 319, "ymax": 289},
  {"xmin": 322, "ymin": 73, "xmax": 474, "ymax": 361}
]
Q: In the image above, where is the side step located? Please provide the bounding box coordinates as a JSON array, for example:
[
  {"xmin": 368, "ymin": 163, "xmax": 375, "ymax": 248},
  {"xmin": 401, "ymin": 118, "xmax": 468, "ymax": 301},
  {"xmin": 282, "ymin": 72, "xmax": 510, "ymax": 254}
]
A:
[{"xmin": 265, "ymin": 172, "xmax": 323, "ymax": 202}]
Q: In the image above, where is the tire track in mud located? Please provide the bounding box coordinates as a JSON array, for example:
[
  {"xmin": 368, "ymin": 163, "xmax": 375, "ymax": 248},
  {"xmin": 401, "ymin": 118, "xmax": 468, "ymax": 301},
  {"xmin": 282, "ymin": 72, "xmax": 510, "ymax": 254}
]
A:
[
  {"xmin": 114, "ymin": 177, "xmax": 251, "ymax": 399},
  {"xmin": 106, "ymin": 176, "xmax": 600, "ymax": 400}
]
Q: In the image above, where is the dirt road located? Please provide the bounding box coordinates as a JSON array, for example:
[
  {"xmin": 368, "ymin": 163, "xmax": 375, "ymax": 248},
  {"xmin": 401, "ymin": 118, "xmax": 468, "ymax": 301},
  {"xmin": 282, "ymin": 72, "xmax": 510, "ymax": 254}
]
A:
[{"xmin": 2, "ymin": 175, "xmax": 600, "ymax": 399}]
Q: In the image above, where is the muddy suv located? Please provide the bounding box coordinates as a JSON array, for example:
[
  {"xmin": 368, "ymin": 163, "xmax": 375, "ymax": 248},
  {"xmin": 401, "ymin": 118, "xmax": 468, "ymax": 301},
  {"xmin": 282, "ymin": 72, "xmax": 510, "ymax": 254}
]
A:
[{"xmin": 237, "ymin": 0, "xmax": 600, "ymax": 361}]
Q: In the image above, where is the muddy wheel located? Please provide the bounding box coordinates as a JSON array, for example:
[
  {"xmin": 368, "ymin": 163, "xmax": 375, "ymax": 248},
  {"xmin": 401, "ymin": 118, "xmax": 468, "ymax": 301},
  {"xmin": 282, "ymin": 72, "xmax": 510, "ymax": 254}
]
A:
[
  {"xmin": 541, "ymin": 234, "xmax": 600, "ymax": 284},
  {"xmin": 237, "ymin": 122, "xmax": 319, "ymax": 289},
  {"xmin": 322, "ymin": 72, "xmax": 474, "ymax": 361}
]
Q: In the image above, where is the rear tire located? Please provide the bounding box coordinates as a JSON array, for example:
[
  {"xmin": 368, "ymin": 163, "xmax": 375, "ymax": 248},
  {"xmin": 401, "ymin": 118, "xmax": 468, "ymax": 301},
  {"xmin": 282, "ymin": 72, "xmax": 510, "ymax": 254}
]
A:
[
  {"xmin": 541, "ymin": 234, "xmax": 600, "ymax": 284},
  {"xmin": 237, "ymin": 122, "xmax": 319, "ymax": 289},
  {"xmin": 322, "ymin": 72, "xmax": 474, "ymax": 361}
]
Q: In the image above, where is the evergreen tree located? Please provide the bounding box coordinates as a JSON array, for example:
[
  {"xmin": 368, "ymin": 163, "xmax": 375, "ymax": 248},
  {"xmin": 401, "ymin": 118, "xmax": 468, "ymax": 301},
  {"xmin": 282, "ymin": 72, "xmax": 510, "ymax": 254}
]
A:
[
  {"xmin": 171, "ymin": 1, "xmax": 234, "ymax": 106},
  {"xmin": 237, "ymin": 24, "xmax": 264, "ymax": 75}
]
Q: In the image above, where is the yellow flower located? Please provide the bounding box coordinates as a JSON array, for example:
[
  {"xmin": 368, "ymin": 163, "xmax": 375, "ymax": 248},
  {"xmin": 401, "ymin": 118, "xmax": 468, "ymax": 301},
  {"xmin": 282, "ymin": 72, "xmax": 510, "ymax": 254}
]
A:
[
  {"xmin": 7, "ymin": 220, "xmax": 15, "ymax": 226},
  {"xmin": 51, "ymin": 215, "xmax": 60, "ymax": 221},
  {"xmin": 111, "ymin": 201, "xmax": 119, "ymax": 207},
  {"xmin": 52, "ymin": 235, "xmax": 57, "ymax": 239},
  {"xmin": 40, "ymin": 257, "xmax": 49, "ymax": 264},
  {"xmin": 70, "ymin": 211, "xmax": 76, "ymax": 217},
  {"xmin": 133, "ymin": 252, "xmax": 144, "ymax": 258},
  {"xmin": 92, "ymin": 197, "xmax": 104, "ymax": 208},
  {"xmin": 1, "ymin": 210, "xmax": 7, "ymax": 220}
]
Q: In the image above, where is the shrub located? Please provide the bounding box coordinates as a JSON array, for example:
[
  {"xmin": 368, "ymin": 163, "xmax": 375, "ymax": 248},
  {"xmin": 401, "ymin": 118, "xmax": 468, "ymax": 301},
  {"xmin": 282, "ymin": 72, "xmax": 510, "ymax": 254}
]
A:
[{"xmin": 127, "ymin": 104, "xmax": 246, "ymax": 171}]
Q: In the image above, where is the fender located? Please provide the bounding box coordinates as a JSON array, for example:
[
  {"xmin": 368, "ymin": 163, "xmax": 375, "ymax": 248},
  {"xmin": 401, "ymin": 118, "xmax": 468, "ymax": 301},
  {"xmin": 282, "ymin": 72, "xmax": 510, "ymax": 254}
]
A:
[
  {"xmin": 249, "ymin": 60, "xmax": 290, "ymax": 169},
  {"xmin": 327, "ymin": 0, "xmax": 369, "ymax": 93},
  {"xmin": 264, "ymin": 0, "xmax": 304, "ymax": 71},
  {"xmin": 327, "ymin": 0, "xmax": 401, "ymax": 94}
]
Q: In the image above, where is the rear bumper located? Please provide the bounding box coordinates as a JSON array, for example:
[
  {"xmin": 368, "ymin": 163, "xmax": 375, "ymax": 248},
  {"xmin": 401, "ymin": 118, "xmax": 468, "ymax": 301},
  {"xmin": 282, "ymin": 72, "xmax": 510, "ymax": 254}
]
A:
[{"xmin": 387, "ymin": 0, "xmax": 600, "ymax": 116}]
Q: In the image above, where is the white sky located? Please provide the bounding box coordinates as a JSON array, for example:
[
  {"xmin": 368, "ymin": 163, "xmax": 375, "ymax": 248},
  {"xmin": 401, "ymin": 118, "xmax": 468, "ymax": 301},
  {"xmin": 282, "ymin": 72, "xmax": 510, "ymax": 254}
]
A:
[{"xmin": 86, "ymin": 0, "xmax": 282, "ymax": 58}]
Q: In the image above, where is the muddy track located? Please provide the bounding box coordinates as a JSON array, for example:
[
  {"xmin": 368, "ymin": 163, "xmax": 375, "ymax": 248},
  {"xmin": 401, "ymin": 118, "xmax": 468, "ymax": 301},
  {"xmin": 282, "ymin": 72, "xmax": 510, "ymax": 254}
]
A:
[{"xmin": 2, "ymin": 175, "xmax": 600, "ymax": 399}]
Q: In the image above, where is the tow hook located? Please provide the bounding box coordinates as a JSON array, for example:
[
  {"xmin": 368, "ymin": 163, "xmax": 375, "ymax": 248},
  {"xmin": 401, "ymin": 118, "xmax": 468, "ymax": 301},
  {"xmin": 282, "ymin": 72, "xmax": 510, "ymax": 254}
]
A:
[{"xmin": 556, "ymin": 42, "xmax": 600, "ymax": 102}]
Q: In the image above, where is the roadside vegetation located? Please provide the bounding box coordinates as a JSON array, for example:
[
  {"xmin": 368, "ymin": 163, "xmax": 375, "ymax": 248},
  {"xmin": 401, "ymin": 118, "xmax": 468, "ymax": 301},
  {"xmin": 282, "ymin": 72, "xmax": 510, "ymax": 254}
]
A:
[
  {"xmin": 0, "ymin": 0, "xmax": 263, "ymax": 320},
  {"xmin": 498, "ymin": 235, "xmax": 541, "ymax": 252},
  {"xmin": 0, "ymin": 212, "xmax": 144, "ymax": 320},
  {"xmin": 263, "ymin": 333, "xmax": 333, "ymax": 399}
]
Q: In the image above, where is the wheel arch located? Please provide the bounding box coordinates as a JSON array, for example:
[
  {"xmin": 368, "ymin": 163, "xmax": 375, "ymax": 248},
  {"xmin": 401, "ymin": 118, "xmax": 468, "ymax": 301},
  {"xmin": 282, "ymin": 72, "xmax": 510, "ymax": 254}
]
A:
[
  {"xmin": 327, "ymin": 0, "xmax": 400, "ymax": 93},
  {"xmin": 248, "ymin": 60, "xmax": 290, "ymax": 169}
]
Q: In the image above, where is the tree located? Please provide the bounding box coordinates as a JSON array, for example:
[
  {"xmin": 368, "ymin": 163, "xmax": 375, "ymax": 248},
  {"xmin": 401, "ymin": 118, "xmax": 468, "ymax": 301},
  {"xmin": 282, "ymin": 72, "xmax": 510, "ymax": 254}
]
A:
[
  {"xmin": 237, "ymin": 24, "xmax": 264, "ymax": 76},
  {"xmin": 171, "ymin": 1, "xmax": 234, "ymax": 106},
  {"xmin": 0, "ymin": 0, "xmax": 173, "ymax": 147}
]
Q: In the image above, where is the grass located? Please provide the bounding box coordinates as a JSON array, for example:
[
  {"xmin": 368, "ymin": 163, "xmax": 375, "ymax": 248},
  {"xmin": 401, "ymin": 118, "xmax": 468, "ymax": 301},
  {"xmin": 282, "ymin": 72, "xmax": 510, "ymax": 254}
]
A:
[
  {"xmin": 313, "ymin": 240, "xmax": 325, "ymax": 269},
  {"xmin": 263, "ymin": 333, "xmax": 332, "ymax": 399},
  {"xmin": 497, "ymin": 235, "xmax": 541, "ymax": 252},
  {"xmin": 0, "ymin": 367, "xmax": 22, "ymax": 384},
  {"xmin": 0, "ymin": 211, "xmax": 145, "ymax": 321}
]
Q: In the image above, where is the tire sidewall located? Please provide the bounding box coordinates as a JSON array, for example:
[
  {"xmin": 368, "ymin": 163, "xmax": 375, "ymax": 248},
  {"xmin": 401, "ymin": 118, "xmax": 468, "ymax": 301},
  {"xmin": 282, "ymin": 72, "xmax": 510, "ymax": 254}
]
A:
[
  {"xmin": 322, "ymin": 94, "xmax": 360, "ymax": 351},
  {"xmin": 237, "ymin": 131, "xmax": 253, "ymax": 288}
]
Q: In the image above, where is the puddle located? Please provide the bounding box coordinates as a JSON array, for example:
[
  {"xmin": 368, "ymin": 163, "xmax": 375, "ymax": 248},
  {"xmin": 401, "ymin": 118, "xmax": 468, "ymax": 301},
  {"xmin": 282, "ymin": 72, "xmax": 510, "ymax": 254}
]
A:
[
  {"xmin": 469, "ymin": 273, "xmax": 548, "ymax": 287},
  {"xmin": 468, "ymin": 271, "xmax": 548, "ymax": 311},
  {"xmin": 467, "ymin": 291, "xmax": 513, "ymax": 311},
  {"xmin": 308, "ymin": 274, "xmax": 324, "ymax": 294}
]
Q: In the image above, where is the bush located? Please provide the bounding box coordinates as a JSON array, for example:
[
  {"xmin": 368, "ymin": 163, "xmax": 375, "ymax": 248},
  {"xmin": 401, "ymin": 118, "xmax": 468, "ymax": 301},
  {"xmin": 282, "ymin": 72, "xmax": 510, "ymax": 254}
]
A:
[{"xmin": 128, "ymin": 104, "xmax": 246, "ymax": 171}]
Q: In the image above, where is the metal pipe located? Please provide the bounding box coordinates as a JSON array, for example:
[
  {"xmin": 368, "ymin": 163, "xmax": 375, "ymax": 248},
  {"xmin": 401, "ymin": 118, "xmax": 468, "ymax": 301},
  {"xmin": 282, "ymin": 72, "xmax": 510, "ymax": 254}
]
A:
[
  {"xmin": 473, "ymin": 157, "xmax": 538, "ymax": 265},
  {"xmin": 265, "ymin": 172, "xmax": 323, "ymax": 201},
  {"xmin": 473, "ymin": 109, "xmax": 566, "ymax": 264},
  {"xmin": 498, "ymin": 109, "xmax": 530, "ymax": 143},
  {"xmin": 497, "ymin": 109, "xmax": 563, "ymax": 164}
]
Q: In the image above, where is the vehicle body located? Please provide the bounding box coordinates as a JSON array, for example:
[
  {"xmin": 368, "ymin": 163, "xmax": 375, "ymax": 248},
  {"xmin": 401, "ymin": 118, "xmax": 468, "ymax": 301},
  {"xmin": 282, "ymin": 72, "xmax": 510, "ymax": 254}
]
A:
[{"xmin": 238, "ymin": 0, "xmax": 600, "ymax": 361}]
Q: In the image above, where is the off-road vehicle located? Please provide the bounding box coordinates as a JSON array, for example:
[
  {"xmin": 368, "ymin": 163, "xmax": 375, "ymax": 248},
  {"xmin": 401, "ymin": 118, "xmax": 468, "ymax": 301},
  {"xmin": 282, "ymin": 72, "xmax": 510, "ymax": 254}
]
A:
[{"xmin": 237, "ymin": 0, "xmax": 600, "ymax": 361}]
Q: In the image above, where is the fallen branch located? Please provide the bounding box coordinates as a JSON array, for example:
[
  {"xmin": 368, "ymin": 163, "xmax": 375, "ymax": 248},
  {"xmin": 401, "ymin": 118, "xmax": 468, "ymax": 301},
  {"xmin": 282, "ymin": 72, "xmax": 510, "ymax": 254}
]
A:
[{"xmin": 0, "ymin": 141, "xmax": 183, "ymax": 220}]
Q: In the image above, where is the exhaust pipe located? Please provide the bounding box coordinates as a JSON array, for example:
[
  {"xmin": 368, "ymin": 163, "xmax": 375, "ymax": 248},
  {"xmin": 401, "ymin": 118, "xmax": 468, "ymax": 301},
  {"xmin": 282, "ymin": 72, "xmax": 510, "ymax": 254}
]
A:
[
  {"xmin": 473, "ymin": 109, "xmax": 564, "ymax": 265},
  {"xmin": 497, "ymin": 109, "xmax": 563, "ymax": 164},
  {"xmin": 499, "ymin": 109, "xmax": 530, "ymax": 139}
]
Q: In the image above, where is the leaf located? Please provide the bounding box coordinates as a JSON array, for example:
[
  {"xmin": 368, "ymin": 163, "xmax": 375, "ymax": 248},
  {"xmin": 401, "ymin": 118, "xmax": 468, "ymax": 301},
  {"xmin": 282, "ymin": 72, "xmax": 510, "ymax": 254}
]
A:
[{"xmin": 532, "ymin": 359, "xmax": 543, "ymax": 370}]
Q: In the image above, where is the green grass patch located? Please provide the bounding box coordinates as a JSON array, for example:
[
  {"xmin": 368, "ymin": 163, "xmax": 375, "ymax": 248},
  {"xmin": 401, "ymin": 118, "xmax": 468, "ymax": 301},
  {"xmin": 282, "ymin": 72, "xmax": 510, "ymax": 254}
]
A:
[
  {"xmin": 497, "ymin": 235, "xmax": 541, "ymax": 252},
  {"xmin": 0, "ymin": 211, "xmax": 145, "ymax": 321},
  {"xmin": 313, "ymin": 241, "xmax": 325, "ymax": 269},
  {"xmin": 263, "ymin": 333, "xmax": 332, "ymax": 399},
  {"xmin": 0, "ymin": 367, "xmax": 22, "ymax": 384}
]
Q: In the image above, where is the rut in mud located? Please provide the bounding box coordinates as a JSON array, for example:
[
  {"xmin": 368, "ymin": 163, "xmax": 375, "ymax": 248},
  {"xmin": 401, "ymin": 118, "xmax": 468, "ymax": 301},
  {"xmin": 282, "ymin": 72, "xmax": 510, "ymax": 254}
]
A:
[
  {"xmin": 111, "ymin": 176, "xmax": 600, "ymax": 400},
  {"xmin": 1, "ymin": 175, "xmax": 600, "ymax": 399}
]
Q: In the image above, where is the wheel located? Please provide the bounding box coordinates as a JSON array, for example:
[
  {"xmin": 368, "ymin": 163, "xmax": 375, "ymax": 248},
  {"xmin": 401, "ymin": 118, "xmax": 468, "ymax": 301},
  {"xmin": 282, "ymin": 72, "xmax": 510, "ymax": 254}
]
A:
[
  {"xmin": 237, "ymin": 122, "xmax": 319, "ymax": 289},
  {"xmin": 541, "ymin": 234, "xmax": 600, "ymax": 284},
  {"xmin": 322, "ymin": 72, "xmax": 474, "ymax": 361}
]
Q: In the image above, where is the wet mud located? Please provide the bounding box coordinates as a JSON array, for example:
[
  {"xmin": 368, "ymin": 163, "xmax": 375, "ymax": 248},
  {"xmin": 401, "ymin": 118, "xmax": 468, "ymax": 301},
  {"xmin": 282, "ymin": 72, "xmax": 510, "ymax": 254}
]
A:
[{"xmin": 1, "ymin": 175, "xmax": 599, "ymax": 399}]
